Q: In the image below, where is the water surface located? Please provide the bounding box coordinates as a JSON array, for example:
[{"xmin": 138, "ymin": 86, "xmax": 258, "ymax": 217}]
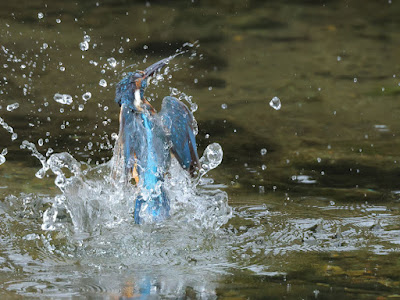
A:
[{"xmin": 1, "ymin": 0, "xmax": 400, "ymax": 298}]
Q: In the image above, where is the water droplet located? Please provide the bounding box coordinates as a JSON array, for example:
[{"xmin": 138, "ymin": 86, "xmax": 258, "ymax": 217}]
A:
[
  {"xmin": 78, "ymin": 104, "xmax": 84, "ymax": 111},
  {"xmin": 190, "ymin": 103, "xmax": 198, "ymax": 112},
  {"xmin": 221, "ymin": 103, "xmax": 227, "ymax": 109},
  {"xmin": 261, "ymin": 164, "xmax": 267, "ymax": 170},
  {"xmin": 84, "ymin": 35, "xmax": 91, "ymax": 42},
  {"xmin": 60, "ymin": 66, "xmax": 65, "ymax": 72},
  {"xmin": 82, "ymin": 92, "xmax": 91, "ymax": 101},
  {"xmin": 42, "ymin": 43, "xmax": 48, "ymax": 49},
  {"xmin": 56, "ymin": 18, "xmax": 61, "ymax": 24},
  {"xmin": 1, "ymin": 148, "xmax": 7, "ymax": 156},
  {"xmin": 80, "ymin": 41, "xmax": 89, "ymax": 51},
  {"xmin": 7, "ymin": 102, "xmax": 19, "ymax": 111},
  {"xmin": 53, "ymin": 93, "xmax": 73, "ymax": 105},
  {"xmin": 317, "ymin": 157, "xmax": 321, "ymax": 163},
  {"xmin": 38, "ymin": 138, "xmax": 44, "ymax": 146},
  {"xmin": 111, "ymin": 133, "xmax": 118, "ymax": 140},
  {"xmin": 353, "ymin": 77, "xmax": 358, "ymax": 83},
  {"xmin": 0, "ymin": 154, "xmax": 5, "ymax": 165},
  {"xmin": 99, "ymin": 79, "xmax": 107, "ymax": 87},
  {"xmin": 201, "ymin": 143, "xmax": 223, "ymax": 171},
  {"xmin": 11, "ymin": 133, "xmax": 17, "ymax": 141},
  {"xmin": 143, "ymin": 45, "xmax": 148, "ymax": 50},
  {"xmin": 107, "ymin": 57, "xmax": 117, "ymax": 68},
  {"xmin": 118, "ymin": 47, "xmax": 124, "ymax": 53},
  {"xmin": 337, "ymin": 56, "xmax": 341, "ymax": 61},
  {"xmin": 260, "ymin": 148, "xmax": 267, "ymax": 155},
  {"xmin": 38, "ymin": 12, "xmax": 44, "ymax": 19},
  {"xmin": 269, "ymin": 96, "xmax": 281, "ymax": 110}
]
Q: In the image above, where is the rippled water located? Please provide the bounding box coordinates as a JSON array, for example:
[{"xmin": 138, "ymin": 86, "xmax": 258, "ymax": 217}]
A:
[{"xmin": 1, "ymin": 0, "xmax": 400, "ymax": 298}]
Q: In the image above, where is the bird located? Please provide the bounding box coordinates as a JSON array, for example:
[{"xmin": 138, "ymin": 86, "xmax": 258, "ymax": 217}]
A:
[{"xmin": 112, "ymin": 56, "xmax": 199, "ymax": 224}]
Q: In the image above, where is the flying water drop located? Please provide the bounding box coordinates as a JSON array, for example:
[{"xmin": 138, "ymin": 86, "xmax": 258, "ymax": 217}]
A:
[
  {"xmin": 82, "ymin": 92, "xmax": 91, "ymax": 101},
  {"xmin": 107, "ymin": 57, "xmax": 117, "ymax": 68},
  {"xmin": 99, "ymin": 79, "xmax": 107, "ymax": 87},
  {"xmin": 38, "ymin": 12, "xmax": 44, "ymax": 19},
  {"xmin": 200, "ymin": 143, "xmax": 223, "ymax": 171},
  {"xmin": 7, "ymin": 103, "xmax": 19, "ymax": 111},
  {"xmin": 0, "ymin": 148, "xmax": 6, "ymax": 165},
  {"xmin": 269, "ymin": 96, "xmax": 281, "ymax": 110},
  {"xmin": 80, "ymin": 41, "xmax": 89, "ymax": 51},
  {"xmin": 53, "ymin": 93, "xmax": 73, "ymax": 105}
]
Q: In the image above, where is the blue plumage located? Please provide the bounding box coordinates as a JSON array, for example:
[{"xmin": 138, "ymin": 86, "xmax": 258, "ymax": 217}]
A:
[{"xmin": 112, "ymin": 57, "xmax": 199, "ymax": 224}]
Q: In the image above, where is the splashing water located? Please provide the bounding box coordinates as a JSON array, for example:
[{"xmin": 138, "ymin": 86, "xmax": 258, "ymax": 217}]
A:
[
  {"xmin": 269, "ymin": 96, "xmax": 281, "ymax": 110},
  {"xmin": 82, "ymin": 91, "xmax": 91, "ymax": 101},
  {"xmin": 107, "ymin": 57, "xmax": 117, "ymax": 68},
  {"xmin": 79, "ymin": 41, "xmax": 89, "ymax": 51},
  {"xmin": 15, "ymin": 136, "xmax": 233, "ymax": 294},
  {"xmin": 7, "ymin": 102, "xmax": 19, "ymax": 111},
  {"xmin": 0, "ymin": 148, "xmax": 6, "ymax": 165},
  {"xmin": 20, "ymin": 136, "xmax": 230, "ymax": 239},
  {"xmin": 53, "ymin": 93, "xmax": 73, "ymax": 105},
  {"xmin": 99, "ymin": 79, "xmax": 107, "ymax": 87},
  {"xmin": 0, "ymin": 116, "xmax": 18, "ymax": 140}
]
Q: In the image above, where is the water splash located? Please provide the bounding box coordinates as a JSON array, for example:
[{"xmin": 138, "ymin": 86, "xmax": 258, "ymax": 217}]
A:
[
  {"xmin": 53, "ymin": 93, "xmax": 73, "ymax": 105},
  {"xmin": 0, "ymin": 148, "xmax": 6, "ymax": 165},
  {"xmin": 107, "ymin": 57, "xmax": 117, "ymax": 68},
  {"xmin": 99, "ymin": 79, "xmax": 107, "ymax": 87},
  {"xmin": 20, "ymin": 136, "xmax": 230, "ymax": 237},
  {"xmin": 0, "ymin": 116, "xmax": 18, "ymax": 140},
  {"xmin": 7, "ymin": 102, "xmax": 19, "ymax": 111},
  {"xmin": 199, "ymin": 143, "xmax": 223, "ymax": 172},
  {"xmin": 269, "ymin": 96, "xmax": 281, "ymax": 110},
  {"xmin": 82, "ymin": 92, "xmax": 91, "ymax": 101}
]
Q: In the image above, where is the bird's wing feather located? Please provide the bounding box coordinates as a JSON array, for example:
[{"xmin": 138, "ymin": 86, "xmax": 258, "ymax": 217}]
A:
[
  {"xmin": 112, "ymin": 104, "xmax": 142, "ymax": 182},
  {"xmin": 159, "ymin": 96, "xmax": 199, "ymax": 175}
]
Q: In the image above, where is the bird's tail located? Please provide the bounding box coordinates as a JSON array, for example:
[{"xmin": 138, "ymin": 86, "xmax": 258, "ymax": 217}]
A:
[{"xmin": 134, "ymin": 186, "xmax": 170, "ymax": 224}]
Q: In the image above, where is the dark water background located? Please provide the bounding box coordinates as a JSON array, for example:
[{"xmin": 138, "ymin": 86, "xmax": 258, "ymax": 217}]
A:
[{"xmin": 1, "ymin": 0, "xmax": 400, "ymax": 299}]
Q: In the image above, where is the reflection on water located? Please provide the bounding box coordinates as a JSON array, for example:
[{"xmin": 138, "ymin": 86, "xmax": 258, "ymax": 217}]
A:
[{"xmin": 1, "ymin": 0, "xmax": 400, "ymax": 298}]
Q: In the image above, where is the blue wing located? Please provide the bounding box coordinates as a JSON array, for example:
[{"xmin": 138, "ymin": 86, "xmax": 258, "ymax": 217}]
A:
[{"xmin": 159, "ymin": 96, "xmax": 199, "ymax": 175}]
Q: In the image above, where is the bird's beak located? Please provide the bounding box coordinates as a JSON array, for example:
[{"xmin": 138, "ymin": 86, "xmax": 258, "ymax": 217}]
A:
[{"xmin": 143, "ymin": 56, "xmax": 173, "ymax": 79}]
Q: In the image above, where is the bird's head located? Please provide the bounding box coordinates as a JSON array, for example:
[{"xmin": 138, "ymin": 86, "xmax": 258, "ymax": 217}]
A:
[{"xmin": 115, "ymin": 57, "xmax": 172, "ymax": 111}]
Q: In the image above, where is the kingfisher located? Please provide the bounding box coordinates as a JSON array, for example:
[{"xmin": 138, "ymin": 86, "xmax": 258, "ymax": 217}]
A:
[{"xmin": 112, "ymin": 56, "xmax": 199, "ymax": 224}]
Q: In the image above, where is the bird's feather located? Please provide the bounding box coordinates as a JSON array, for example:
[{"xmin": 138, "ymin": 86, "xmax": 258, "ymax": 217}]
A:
[{"xmin": 159, "ymin": 96, "xmax": 199, "ymax": 175}]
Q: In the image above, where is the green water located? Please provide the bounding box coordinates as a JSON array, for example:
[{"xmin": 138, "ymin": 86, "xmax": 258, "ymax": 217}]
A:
[{"xmin": 1, "ymin": 0, "xmax": 400, "ymax": 299}]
